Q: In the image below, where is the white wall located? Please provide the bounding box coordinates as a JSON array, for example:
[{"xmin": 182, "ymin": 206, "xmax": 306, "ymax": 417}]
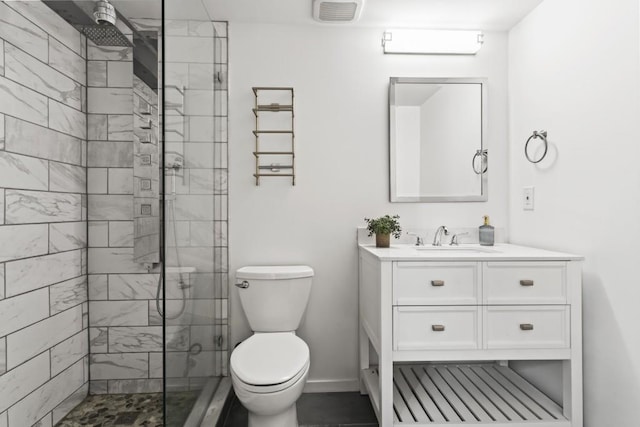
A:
[
  {"xmin": 228, "ymin": 24, "xmax": 509, "ymax": 390},
  {"xmin": 394, "ymin": 106, "xmax": 421, "ymax": 196},
  {"xmin": 508, "ymin": 0, "xmax": 640, "ymax": 424}
]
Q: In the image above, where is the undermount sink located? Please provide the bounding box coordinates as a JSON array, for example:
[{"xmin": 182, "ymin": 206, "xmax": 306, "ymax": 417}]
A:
[{"xmin": 414, "ymin": 245, "xmax": 499, "ymax": 253}]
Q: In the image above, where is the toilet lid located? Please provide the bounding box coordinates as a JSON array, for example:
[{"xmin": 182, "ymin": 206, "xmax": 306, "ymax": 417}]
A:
[{"xmin": 231, "ymin": 333, "xmax": 309, "ymax": 386}]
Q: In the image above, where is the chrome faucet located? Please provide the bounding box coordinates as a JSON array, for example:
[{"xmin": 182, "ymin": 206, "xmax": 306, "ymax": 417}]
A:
[
  {"xmin": 449, "ymin": 232, "xmax": 469, "ymax": 246},
  {"xmin": 407, "ymin": 232, "xmax": 424, "ymax": 246},
  {"xmin": 432, "ymin": 226, "xmax": 449, "ymax": 246}
]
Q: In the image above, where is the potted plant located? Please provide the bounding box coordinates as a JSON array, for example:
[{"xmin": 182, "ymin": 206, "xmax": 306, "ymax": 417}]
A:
[{"xmin": 364, "ymin": 215, "xmax": 402, "ymax": 248}]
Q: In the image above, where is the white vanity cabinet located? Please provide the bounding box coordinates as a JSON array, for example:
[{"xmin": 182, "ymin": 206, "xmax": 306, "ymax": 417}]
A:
[{"xmin": 358, "ymin": 244, "xmax": 583, "ymax": 427}]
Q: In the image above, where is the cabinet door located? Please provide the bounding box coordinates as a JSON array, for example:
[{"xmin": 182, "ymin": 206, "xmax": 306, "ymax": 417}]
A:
[
  {"xmin": 393, "ymin": 306, "xmax": 481, "ymax": 350},
  {"xmin": 393, "ymin": 262, "xmax": 480, "ymax": 305},
  {"xmin": 483, "ymin": 261, "xmax": 567, "ymax": 304},
  {"xmin": 484, "ymin": 305, "xmax": 570, "ymax": 349}
]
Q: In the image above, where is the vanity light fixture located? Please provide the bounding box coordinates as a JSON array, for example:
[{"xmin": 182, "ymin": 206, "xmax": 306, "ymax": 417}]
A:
[{"xmin": 382, "ymin": 29, "xmax": 484, "ymax": 55}]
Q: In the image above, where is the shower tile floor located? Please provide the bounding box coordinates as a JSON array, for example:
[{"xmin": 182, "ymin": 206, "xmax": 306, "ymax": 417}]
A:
[{"xmin": 56, "ymin": 392, "xmax": 198, "ymax": 427}]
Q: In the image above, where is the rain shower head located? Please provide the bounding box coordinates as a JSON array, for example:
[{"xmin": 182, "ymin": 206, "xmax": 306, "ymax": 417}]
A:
[
  {"xmin": 43, "ymin": 0, "xmax": 132, "ymax": 47},
  {"xmin": 93, "ymin": 0, "xmax": 117, "ymax": 26}
]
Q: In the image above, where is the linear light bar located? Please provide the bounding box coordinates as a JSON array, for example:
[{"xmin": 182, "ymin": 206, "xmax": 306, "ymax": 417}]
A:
[{"xmin": 382, "ymin": 29, "xmax": 484, "ymax": 55}]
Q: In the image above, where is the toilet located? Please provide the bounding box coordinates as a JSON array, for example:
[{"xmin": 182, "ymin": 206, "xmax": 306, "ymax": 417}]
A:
[{"xmin": 230, "ymin": 265, "xmax": 314, "ymax": 427}]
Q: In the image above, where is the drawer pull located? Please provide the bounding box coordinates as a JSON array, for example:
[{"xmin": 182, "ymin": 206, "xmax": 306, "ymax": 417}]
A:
[
  {"xmin": 432, "ymin": 325, "xmax": 445, "ymax": 332},
  {"xmin": 520, "ymin": 279, "xmax": 534, "ymax": 286},
  {"xmin": 431, "ymin": 280, "xmax": 445, "ymax": 287},
  {"xmin": 520, "ymin": 323, "xmax": 534, "ymax": 331}
]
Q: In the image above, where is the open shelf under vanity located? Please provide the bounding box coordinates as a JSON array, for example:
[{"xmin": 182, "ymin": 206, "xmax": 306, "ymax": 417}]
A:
[{"xmin": 362, "ymin": 363, "xmax": 569, "ymax": 426}]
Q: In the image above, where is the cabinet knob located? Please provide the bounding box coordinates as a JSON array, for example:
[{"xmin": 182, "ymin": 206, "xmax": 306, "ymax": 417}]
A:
[
  {"xmin": 520, "ymin": 323, "xmax": 534, "ymax": 331},
  {"xmin": 432, "ymin": 325, "xmax": 445, "ymax": 332},
  {"xmin": 520, "ymin": 279, "xmax": 534, "ymax": 286},
  {"xmin": 431, "ymin": 280, "xmax": 445, "ymax": 287}
]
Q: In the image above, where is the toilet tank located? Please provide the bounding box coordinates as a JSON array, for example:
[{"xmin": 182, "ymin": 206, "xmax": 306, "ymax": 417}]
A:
[{"xmin": 236, "ymin": 265, "xmax": 314, "ymax": 332}]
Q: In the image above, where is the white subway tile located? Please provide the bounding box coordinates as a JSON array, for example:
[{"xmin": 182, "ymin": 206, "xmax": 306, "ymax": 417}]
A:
[
  {"xmin": 50, "ymin": 330, "xmax": 88, "ymax": 376},
  {"xmin": 5, "ymin": 250, "xmax": 82, "ymax": 297},
  {"xmin": 7, "ymin": 359, "xmax": 84, "ymax": 426},
  {"xmin": 89, "ymin": 327, "xmax": 108, "ymax": 353},
  {"xmin": 0, "ymin": 3, "xmax": 48, "ymax": 61},
  {"xmin": 87, "ymin": 44, "xmax": 133, "ymax": 61},
  {"xmin": 49, "ymin": 276, "xmax": 87, "ymax": 314},
  {"xmin": 0, "ymin": 40, "xmax": 4, "ymax": 76},
  {"xmin": 4, "ymin": 118, "xmax": 82, "ymax": 165},
  {"xmin": 89, "ymin": 300, "xmax": 148, "ymax": 326},
  {"xmin": 107, "ymin": 114, "xmax": 133, "ymax": 141},
  {"xmin": 49, "ymin": 38, "xmax": 86, "ymax": 85},
  {"xmin": 87, "ymin": 88, "xmax": 132, "ymax": 114},
  {"xmin": 108, "ymin": 169, "xmax": 133, "ymax": 195},
  {"xmin": 6, "ymin": 305, "xmax": 83, "ymax": 369},
  {"xmin": 165, "ymin": 36, "xmax": 214, "ymax": 63},
  {"xmin": 0, "ymin": 288, "xmax": 49, "ymax": 337},
  {"xmin": 49, "ymin": 162, "xmax": 85, "ymax": 194},
  {"xmin": 49, "ymin": 222, "xmax": 86, "ymax": 253},
  {"xmin": 5, "ymin": 1, "xmax": 82, "ymax": 55},
  {"xmin": 88, "ymin": 221, "xmax": 109, "ymax": 247},
  {"xmin": 0, "ymin": 352, "xmax": 50, "ymax": 414},
  {"xmin": 48, "ymin": 100, "xmax": 87, "ymax": 140},
  {"xmin": 4, "ymin": 44, "xmax": 82, "ymax": 110},
  {"xmin": 87, "ymin": 60, "xmax": 107, "ymax": 87},
  {"xmin": 5, "ymin": 190, "xmax": 82, "ymax": 224},
  {"xmin": 90, "ymin": 353, "xmax": 148, "ymax": 380},
  {"xmin": 107, "ymin": 61, "xmax": 133, "ymax": 88},
  {"xmin": 87, "ymin": 274, "xmax": 108, "ymax": 300},
  {"xmin": 0, "ymin": 337, "xmax": 5, "ymax": 374},
  {"xmin": 109, "ymin": 221, "xmax": 134, "ymax": 247},
  {"xmin": 0, "ymin": 76, "xmax": 47, "ymax": 126},
  {"xmin": 107, "ymin": 379, "xmax": 162, "ymax": 394},
  {"xmin": 109, "ymin": 326, "xmax": 163, "ymax": 352},
  {"xmin": 87, "ymin": 195, "xmax": 133, "ymax": 220},
  {"xmin": 0, "ymin": 151, "xmax": 48, "ymax": 191},
  {"xmin": 0, "ymin": 263, "xmax": 5, "ymax": 299},
  {"xmin": 87, "ymin": 140, "xmax": 133, "ymax": 167},
  {"xmin": 0, "ymin": 224, "xmax": 48, "ymax": 263},
  {"xmin": 87, "ymin": 168, "xmax": 108, "ymax": 194},
  {"xmin": 51, "ymin": 383, "xmax": 87, "ymax": 425},
  {"xmin": 87, "ymin": 114, "xmax": 108, "ymax": 140}
]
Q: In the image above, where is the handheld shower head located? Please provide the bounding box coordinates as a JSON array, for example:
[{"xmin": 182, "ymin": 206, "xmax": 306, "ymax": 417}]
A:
[{"xmin": 93, "ymin": 0, "xmax": 116, "ymax": 26}]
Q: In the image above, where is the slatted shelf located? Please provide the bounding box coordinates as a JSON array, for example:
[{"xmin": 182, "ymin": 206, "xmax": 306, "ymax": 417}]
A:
[{"xmin": 366, "ymin": 363, "xmax": 568, "ymax": 426}]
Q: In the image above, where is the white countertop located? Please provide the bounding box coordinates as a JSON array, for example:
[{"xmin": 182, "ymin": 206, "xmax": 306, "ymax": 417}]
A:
[{"xmin": 359, "ymin": 243, "xmax": 583, "ymax": 261}]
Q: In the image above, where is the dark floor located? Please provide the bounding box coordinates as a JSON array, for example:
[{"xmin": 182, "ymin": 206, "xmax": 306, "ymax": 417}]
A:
[{"xmin": 221, "ymin": 392, "xmax": 379, "ymax": 427}]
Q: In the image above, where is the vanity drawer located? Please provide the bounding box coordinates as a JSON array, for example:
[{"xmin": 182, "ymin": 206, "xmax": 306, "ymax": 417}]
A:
[
  {"xmin": 393, "ymin": 306, "xmax": 480, "ymax": 350},
  {"xmin": 484, "ymin": 305, "xmax": 570, "ymax": 349},
  {"xmin": 483, "ymin": 262, "xmax": 567, "ymax": 304},
  {"xmin": 393, "ymin": 262, "xmax": 480, "ymax": 305}
]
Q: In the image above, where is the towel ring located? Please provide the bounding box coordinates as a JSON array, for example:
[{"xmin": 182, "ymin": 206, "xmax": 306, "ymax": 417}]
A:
[
  {"xmin": 525, "ymin": 130, "xmax": 548, "ymax": 163},
  {"xmin": 472, "ymin": 149, "xmax": 488, "ymax": 174}
]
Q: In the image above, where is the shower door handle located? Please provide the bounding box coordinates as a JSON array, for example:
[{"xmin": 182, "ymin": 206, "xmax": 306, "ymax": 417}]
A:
[{"xmin": 235, "ymin": 281, "xmax": 250, "ymax": 289}]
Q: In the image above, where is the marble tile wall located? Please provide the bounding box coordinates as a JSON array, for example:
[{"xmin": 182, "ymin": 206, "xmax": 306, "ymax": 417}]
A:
[
  {"xmin": 0, "ymin": 1, "xmax": 89, "ymax": 426},
  {"xmin": 86, "ymin": 20, "xmax": 229, "ymax": 395}
]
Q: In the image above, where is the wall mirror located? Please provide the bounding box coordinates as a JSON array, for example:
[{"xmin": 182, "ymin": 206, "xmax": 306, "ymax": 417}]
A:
[{"xmin": 389, "ymin": 77, "xmax": 488, "ymax": 202}]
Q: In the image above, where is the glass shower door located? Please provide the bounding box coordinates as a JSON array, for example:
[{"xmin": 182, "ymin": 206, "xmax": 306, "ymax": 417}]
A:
[{"xmin": 162, "ymin": 0, "xmax": 222, "ymax": 425}]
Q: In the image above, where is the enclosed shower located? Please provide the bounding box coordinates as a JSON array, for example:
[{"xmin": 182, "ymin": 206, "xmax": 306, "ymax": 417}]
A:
[{"xmin": 0, "ymin": 0, "xmax": 228, "ymax": 426}]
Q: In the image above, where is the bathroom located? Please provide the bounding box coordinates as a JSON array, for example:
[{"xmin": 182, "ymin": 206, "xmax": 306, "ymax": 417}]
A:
[{"xmin": 0, "ymin": 0, "xmax": 639, "ymax": 426}]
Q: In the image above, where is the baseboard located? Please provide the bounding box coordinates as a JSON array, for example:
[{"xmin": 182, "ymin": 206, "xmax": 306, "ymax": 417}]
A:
[{"xmin": 303, "ymin": 378, "xmax": 360, "ymax": 393}]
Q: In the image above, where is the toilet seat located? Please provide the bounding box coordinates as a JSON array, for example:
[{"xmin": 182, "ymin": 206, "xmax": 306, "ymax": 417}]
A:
[{"xmin": 231, "ymin": 333, "xmax": 310, "ymax": 393}]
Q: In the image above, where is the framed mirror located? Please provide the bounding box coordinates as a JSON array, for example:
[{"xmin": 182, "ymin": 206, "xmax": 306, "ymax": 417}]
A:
[{"xmin": 389, "ymin": 77, "xmax": 488, "ymax": 202}]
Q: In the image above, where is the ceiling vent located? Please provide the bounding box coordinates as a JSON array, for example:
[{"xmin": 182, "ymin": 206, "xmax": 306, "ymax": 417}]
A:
[{"xmin": 312, "ymin": 0, "xmax": 364, "ymax": 23}]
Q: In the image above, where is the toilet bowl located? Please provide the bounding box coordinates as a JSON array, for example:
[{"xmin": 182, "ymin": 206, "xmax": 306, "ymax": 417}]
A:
[
  {"xmin": 231, "ymin": 332, "xmax": 310, "ymax": 427},
  {"xmin": 231, "ymin": 265, "xmax": 314, "ymax": 427}
]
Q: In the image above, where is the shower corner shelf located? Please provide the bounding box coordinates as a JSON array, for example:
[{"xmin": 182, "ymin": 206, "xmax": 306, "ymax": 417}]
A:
[{"xmin": 252, "ymin": 87, "xmax": 295, "ymax": 186}]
